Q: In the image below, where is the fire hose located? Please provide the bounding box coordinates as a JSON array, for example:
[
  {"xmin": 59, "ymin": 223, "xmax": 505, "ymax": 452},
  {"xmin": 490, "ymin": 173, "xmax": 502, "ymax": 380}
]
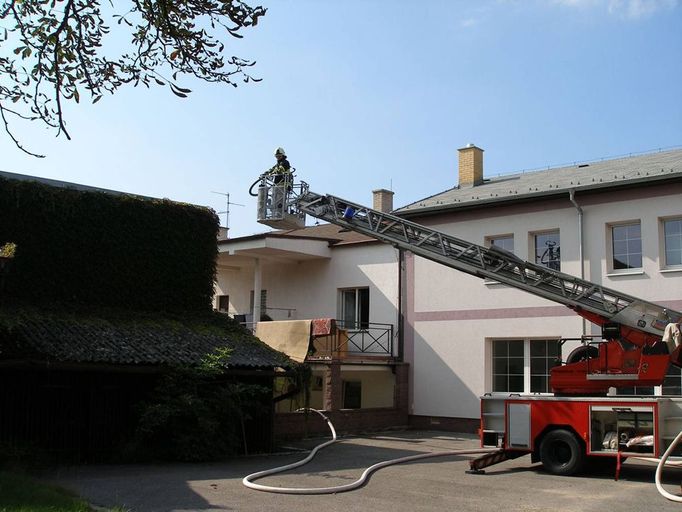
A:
[
  {"xmin": 244, "ymin": 410, "xmax": 682, "ymax": 500},
  {"xmin": 654, "ymin": 429, "xmax": 682, "ymax": 502},
  {"xmin": 242, "ymin": 409, "xmax": 495, "ymax": 495}
]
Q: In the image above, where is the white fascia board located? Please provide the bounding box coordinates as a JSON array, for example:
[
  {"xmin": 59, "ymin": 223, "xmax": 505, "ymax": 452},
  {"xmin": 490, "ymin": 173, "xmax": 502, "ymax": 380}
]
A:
[{"xmin": 265, "ymin": 237, "xmax": 332, "ymax": 259}]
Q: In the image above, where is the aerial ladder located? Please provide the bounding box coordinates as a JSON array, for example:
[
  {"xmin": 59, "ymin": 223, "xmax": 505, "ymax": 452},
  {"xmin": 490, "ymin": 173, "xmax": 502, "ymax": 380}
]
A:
[
  {"xmin": 254, "ymin": 175, "xmax": 682, "ymax": 476},
  {"xmin": 255, "ymin": 176, "xmax": 682, "ymax": 395}
]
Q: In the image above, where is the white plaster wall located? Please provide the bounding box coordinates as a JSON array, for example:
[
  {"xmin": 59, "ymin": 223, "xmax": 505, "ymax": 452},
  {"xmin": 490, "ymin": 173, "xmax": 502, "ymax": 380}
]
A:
[
  {"xmin": 216, "ymin": 243, "xmax": 400, "ymax": 328},
  {"xmin": 410, "ymin": 190, "xmax": 681, "ymax": 419},
  {"xmin": 583, "ymin": 195, "xmax": 682, "ymax": 300},
  {"xmin": 340, "ymin": 368, "xmax": 395, "ymax": 408},
  {"xmin": 412, "ymin": 317, "xmax": 582, "ymax": 418},
  {"xmin": 414, "ymin": 205, "xmax": 581, "ymax": 312},
  {"xmin": 214, "ymin": 267, "xmax": 254, "ymax": 316}
]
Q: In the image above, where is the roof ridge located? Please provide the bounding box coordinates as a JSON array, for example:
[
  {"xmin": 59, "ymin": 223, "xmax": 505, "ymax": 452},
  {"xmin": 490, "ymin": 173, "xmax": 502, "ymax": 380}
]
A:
[{"xmin": 489, "ymin": 146, "xmax": 682, "ymax": 180}]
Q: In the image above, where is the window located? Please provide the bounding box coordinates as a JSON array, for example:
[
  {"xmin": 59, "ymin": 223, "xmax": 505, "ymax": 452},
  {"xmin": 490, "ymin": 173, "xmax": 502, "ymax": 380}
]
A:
[
  {"xmin": 250, "ymin": 289, "xmax": 267, "ymax": 314},
  {"xmin": 216, "ymin": 295, "xmax": 229, "ymax": 313},
  {"xmin": 530, "ymin": 340, "xmax": 561, "ymax": 393},
  {"xmin": 492, "ymin": 339, "xmax": 561, "ymax": 394},
  {"xmin": 339, "ymin": 288, "xmax": 369, "ymax": 329},
  {"xmin": 493, "ymin": 340, "xmax": 524, "ymax": 392},
  {"xmin": 664, "ymin": 218, "xmax": 682, "ymax": 267},
  {"xmin": 612, "ymin": 222, "xmax": 642, "ymax": 270},
  {"xmin": 534, "ymin": 232, "xmax": 560, "ymax": 271},
  {"xmin": 617, "ymin": 385, "xmax": 656, "ymax": 396},
  {"xmin": 663, "ymin": 365, "xmax": 682, "ymax": 395},
  {"xmin": 489, "ymin": 235, "xmax": 514, "ymax": 253},
  {"xmin": 342, "ymin": 381, "xmax": 362, "ymax": 409}
]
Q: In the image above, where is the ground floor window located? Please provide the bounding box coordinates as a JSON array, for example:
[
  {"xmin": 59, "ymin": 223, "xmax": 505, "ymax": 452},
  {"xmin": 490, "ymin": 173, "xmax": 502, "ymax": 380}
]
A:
[
  {"xmin": 663, "ymin": 365, "xmax": 682, "ymax": 395},
  {"xmin": 342, "ymin": 380, "xmax": 362, "ymax": 409},
  {"xmin": 492, "ymin": 339, "xmax": 561, "ymax": 394},
  {"xmin": 216, "ymin": 295, "xmax": 229, "ymax": 313},
  {"xmin": 613, "ymin": 364, "xmax": 680, "ymax": 397}
]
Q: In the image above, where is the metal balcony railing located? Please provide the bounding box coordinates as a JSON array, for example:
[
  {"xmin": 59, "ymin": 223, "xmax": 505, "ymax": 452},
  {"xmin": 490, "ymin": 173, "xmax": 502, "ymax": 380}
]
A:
[
  {"xmin": 323, "ymin": 320, "xmax": 395, "ymax": 358},
  {"xmin": 237, "ymin": 317, "xmax": 398, "ymax": 360}
]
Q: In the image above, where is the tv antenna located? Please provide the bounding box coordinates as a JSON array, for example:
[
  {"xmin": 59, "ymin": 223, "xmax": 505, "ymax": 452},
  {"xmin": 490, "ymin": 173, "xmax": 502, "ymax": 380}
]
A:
[{"xmin": 211, "ymin": 191, "xmax": 244, "ymax": 238}]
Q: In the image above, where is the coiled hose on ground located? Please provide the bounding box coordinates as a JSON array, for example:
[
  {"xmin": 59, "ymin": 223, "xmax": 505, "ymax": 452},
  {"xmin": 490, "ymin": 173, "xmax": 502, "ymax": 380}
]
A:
[
  {"xmin": 242, "ymin": 409, "xmax": 495, "ymax": 495},
  {"xmin": 244, "ymin": 410, "xmax": 682, "ymax": 499}
]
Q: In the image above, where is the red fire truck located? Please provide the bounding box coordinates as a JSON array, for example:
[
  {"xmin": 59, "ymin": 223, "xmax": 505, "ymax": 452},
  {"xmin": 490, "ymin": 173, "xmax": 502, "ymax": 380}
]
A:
[{"xmin": 255, "ymin": 176, "xmax": 682, "ymax": 476}]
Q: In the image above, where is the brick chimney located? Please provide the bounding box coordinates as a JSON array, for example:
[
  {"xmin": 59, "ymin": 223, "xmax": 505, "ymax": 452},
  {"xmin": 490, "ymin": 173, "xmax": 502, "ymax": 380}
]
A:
[
  {"xmin": 372, "ymin": 189, "xmax": 394, "ymax": 213},
  {"xmin": 458, "ymin": 143, "xmax": 484, "ymax": 187}
]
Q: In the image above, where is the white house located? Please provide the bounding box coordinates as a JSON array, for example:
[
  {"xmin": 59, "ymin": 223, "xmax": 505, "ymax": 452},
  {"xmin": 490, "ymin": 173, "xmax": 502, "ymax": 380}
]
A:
[{"xmin": 215, "ymin": 146, "xmax": 682, "ymax": 432}]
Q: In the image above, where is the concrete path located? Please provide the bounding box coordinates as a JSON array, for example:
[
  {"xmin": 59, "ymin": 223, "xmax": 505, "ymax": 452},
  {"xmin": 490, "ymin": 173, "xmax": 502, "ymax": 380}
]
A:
[{"xmin": 46, "ymin": 431, "xmax": 682, "ymax": 512}]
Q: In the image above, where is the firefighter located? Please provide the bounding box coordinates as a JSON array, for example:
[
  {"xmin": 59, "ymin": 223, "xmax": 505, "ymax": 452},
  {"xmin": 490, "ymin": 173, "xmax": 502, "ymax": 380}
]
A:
[
  {"xmin": 268, "ymin": 147, "xmax": 292, "ymax": 184},
  {"xmin": 267, "ymin": 147, "xmax": 292, "ymax": 212}
]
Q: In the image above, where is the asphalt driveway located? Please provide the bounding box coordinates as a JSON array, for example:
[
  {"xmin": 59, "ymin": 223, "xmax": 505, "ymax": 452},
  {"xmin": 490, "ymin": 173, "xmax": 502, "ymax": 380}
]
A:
[{"xmin": 45, "ymin": 431, "xmax": 682, "ymax": 512}]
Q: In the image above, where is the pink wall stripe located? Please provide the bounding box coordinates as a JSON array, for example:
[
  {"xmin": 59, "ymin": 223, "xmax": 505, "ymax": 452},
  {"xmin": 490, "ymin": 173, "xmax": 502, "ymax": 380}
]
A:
[
  {"xmin": 414, "ymin": 305, "xmax": 575, "ymax": 322},
  {"xmin": 413, "ymin": 300, "xmax": 682, "ymax": 322}
]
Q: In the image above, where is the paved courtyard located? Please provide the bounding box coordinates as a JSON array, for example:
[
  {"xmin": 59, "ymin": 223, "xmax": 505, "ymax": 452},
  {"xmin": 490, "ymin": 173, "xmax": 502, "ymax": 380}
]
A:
[{"xmin": 46, "ymin": 431, "xmax": 682, "ymax": 512}]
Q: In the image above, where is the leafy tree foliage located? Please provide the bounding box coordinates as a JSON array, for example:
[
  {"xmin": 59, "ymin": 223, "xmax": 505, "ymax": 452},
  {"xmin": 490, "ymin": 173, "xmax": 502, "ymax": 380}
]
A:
[{"xmin": 0, "ymin": 0, "xmax": 266, "ymax": 156}]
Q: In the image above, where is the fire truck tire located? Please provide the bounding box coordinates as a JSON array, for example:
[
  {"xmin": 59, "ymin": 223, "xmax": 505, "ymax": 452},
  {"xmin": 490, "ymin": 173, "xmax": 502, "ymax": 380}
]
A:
[
  {"xmin": 566, "ymin": 345, "xmax": 599, "ymax": 364},
  {"xmin": 539, "ymin": 429, "xmax": 585, "ymax": 476}
]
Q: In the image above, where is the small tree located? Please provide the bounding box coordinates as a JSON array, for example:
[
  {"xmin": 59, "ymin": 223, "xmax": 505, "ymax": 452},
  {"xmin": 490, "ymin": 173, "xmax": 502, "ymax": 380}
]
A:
[
  {"xmin": 131, "ymin": 347, "xmax": 272, "ymax": 461},
  {"xmin": 1, "ymin": 0, "xmax": 266, "ymax": 156}
]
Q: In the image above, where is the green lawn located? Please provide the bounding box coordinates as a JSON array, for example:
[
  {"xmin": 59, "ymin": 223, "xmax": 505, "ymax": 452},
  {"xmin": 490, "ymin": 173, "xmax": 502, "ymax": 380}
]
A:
[{"xmin": 0, "ymin": 471, "xmax": 92, "ymax": 512}]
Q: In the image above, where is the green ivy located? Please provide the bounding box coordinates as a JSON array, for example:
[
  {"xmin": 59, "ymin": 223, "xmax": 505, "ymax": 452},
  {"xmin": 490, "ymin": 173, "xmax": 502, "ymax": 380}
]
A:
[{"xmin": 0, "ymin": 177, "xmax": 218, "ymax": 314}]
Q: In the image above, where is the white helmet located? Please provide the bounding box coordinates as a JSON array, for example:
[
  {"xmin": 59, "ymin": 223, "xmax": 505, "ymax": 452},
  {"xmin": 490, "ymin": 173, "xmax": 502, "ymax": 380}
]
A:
[{"xmin": 274, "ymin": 147, "xmax": 286, "ymax": 157}]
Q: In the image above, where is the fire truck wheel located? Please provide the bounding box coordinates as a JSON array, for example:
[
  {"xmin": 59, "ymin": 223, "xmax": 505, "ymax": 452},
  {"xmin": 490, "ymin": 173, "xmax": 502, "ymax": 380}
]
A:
[
  {"xmin": 566, "ymin": 345, "xmax": 599, "ymax": 364},
  {"xmin": 539, "ymin": 429, "xmax": 585, "ymax": 476}
]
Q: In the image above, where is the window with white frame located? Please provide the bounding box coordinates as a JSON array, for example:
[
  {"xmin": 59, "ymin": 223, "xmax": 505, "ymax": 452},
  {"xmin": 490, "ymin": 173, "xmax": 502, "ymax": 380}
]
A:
[
  {"xmin": 534, "ymin": 231, "xmax": 560, "ymax": 271},
  {"xmin": 663, "ymin": 365, "xmax": 682, "ymax": 395},
  {"xmin": 216, "ymin": 295, "xmax": 229, "ymax": 313},
  {"xmin": 663, "ymin": 218, "xmax": 682, "ymax": 268},
  {"xmin": 617, "ymin": 385, "xmax": 656, "ymax": 396},
  {"xmin": 613, "ymin": 366, "xmax": 679, "ymax": 397},
  {"xmin": 250, "ymin": 289, "xmax": 267, "ymax": 315},
  {"xmin": 492, "ymin": 339, "xmax": 561, "ymax": 394},
  {"xmin": 339, "ymin": 288, "xmax": 369, "ymax": 329},
  {"xmin": 488, "ymin": 234, "xmax": 514, "ymax": 253},
  {"xmin": 611, "ymin": 222, "xmax": 642, "ymax": 270}
]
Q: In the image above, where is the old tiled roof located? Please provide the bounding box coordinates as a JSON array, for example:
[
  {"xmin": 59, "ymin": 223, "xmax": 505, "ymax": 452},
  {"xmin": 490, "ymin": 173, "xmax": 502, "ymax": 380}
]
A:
[
  {"xmin": 0, "ymin": 308, "xmax": 294, "ymax": 369},
  {"xmin": 397, "ymin": 148, "xmax": 682, "ymax": 215}
]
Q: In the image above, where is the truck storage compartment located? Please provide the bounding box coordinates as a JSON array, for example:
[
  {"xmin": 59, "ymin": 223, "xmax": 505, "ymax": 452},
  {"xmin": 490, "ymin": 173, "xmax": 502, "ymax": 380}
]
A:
[{"xmin": 590, "ymin": 405, "xmax": 654, "ymax": 455}]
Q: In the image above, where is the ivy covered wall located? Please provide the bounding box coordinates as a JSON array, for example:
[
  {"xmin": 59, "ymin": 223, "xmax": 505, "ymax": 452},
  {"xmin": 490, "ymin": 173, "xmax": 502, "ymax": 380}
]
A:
[{"xmin": 0, "ymin": 177, "xmax": 218, "ymax": 314}]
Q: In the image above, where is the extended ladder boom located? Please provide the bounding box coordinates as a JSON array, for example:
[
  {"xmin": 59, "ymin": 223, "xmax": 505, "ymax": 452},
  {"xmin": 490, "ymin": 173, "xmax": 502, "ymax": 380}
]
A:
[
  {"xmin": 292, "ymin": 189, "xmax": 681, "ymax": 342},
  {"xmin": 255, "ymin": 177, "xmax": 681, "ymax": 393}
]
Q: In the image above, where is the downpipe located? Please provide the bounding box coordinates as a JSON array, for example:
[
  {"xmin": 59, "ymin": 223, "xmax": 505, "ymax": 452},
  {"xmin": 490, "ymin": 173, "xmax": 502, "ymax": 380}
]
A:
[
  {"xmin": 242, "ymin": 409, "xmax": 495, "ymax": 495},
  {"xmin": 569, "ymin": 189, "xmax": 586, "ymax": 337}
]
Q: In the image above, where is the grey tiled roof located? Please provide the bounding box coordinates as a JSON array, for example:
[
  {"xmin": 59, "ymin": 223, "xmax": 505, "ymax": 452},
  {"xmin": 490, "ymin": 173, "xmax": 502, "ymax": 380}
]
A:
[
  {"xmin": 0, "ymin": 309, "xmax": 294, "ymax": 369},
  {"xmin": 397, "ymin": 149, "xmax": 682, "ymax": 215}
]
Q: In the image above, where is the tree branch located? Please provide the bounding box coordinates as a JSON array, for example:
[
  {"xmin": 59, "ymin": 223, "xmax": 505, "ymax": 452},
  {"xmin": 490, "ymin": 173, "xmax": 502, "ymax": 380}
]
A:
[{"xmin": 0, "ymin": 101, "xmax": 45, "ymax": 158}]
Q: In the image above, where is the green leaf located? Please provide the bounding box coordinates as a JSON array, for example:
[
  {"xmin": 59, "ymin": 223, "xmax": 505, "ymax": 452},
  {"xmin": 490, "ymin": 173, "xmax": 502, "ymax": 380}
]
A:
[{"xmin": 170, "ymin": 83, "xmax": 192, "ymax": 94}]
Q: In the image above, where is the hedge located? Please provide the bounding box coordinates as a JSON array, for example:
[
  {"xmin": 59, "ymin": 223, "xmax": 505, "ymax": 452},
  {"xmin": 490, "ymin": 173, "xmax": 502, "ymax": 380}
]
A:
[{"xmin": 0, "ymin": 177, "xmax": 218, "ymax": 314}]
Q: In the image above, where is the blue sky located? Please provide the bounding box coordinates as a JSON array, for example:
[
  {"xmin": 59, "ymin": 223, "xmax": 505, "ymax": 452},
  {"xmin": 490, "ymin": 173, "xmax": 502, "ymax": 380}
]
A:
[{"xmin": 1, "ymin": 0, "xmax": 680, "ymax": 237}]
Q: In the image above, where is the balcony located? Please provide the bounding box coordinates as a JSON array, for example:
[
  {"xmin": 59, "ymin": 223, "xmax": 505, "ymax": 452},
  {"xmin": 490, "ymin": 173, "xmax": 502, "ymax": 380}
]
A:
[
  {"xmin": 308, "ymin": 321, "xmax": 396, "ymax": 361},
  {"xmin": 237, "ymin": 317, "xmax": 399, "ymax": 362}
]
